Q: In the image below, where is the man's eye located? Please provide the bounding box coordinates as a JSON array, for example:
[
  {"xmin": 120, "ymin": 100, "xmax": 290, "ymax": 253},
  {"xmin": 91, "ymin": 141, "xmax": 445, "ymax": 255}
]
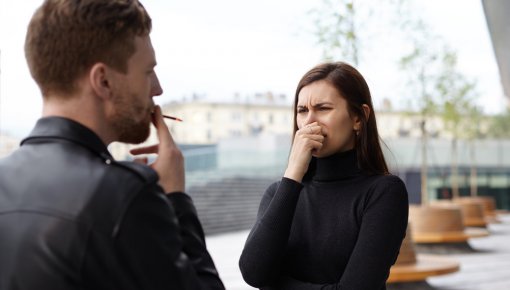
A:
[{"xmin": 297, "ymin": 108, "xmax": 307, "ymax": 113}]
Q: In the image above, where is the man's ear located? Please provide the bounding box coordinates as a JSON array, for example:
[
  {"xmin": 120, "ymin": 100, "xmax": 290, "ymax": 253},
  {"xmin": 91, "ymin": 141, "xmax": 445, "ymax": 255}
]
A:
[
  {"xmin": 354, "ymin": 104, "xmax": 371, "ymax": 131},
  {"xmin": 89, "ymin": 63, "xmax": 112, "ymax": 100}
]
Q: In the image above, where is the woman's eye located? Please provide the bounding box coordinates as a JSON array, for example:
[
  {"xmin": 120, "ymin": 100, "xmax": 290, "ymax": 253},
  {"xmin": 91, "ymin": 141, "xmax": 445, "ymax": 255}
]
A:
[
  {"xmin": 297, "ymin": 108, "xmax": 307, "ymax": 113},
  {"xmin": 319, "ymin": 107, "xmax": 331, "ymax": 111}
]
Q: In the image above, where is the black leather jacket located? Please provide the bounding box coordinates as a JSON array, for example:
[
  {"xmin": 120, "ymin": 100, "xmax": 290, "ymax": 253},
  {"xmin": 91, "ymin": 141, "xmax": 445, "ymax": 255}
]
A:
[{"xmin": 0, "ymin": 117, "xmax": 225, "ymax": 290}]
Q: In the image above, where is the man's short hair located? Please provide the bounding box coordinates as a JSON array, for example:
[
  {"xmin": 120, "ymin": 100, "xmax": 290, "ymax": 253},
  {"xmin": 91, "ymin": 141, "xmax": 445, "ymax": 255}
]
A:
[{"xmin": 25, "ymin": 0, "xmax": 152, "ymax": 97}]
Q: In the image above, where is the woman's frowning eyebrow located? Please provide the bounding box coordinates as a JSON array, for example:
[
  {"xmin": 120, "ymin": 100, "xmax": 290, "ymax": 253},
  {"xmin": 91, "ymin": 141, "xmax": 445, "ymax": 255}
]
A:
[{"xmin": 297, "ymin": 102, "xmax": 334, "ymax": 109}]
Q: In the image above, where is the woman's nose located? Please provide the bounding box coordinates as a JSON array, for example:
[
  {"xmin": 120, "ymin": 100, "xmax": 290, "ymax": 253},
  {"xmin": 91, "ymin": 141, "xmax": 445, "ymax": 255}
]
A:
[{"xmin": 302, "ymin": 111, "xmax": 317, "ymax": 127}]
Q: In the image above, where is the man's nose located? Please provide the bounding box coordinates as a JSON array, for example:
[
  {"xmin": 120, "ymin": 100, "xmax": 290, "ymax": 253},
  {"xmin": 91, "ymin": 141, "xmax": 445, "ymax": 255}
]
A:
[{"xmin": 151, "ymin": 73, "xmax": 163, "ymax": 97}]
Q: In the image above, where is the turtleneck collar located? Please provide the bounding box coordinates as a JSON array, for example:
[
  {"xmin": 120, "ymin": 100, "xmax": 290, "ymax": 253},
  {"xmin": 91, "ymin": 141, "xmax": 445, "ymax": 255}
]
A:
[{"xmin": 307, "ymin": 149, "xmax": 361, "ymax": 182}]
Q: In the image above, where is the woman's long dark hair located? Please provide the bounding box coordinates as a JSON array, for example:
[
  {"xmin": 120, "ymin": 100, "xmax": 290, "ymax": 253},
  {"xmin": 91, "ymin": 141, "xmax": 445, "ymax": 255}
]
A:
[{"xmin": 293, "ymin": 62, "xmax": 389, "ymax": 175}]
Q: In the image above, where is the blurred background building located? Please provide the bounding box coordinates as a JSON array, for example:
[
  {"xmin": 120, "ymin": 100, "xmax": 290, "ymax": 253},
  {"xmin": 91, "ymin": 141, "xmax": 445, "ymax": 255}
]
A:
[
  {"xmin": 2, "ymin": 1, "xmax": 510, "ymax": 288},
  {"xmin": 103, "ymin": 93, "xmax": 510, "ymax": 237},
  {"xmin": 3, "ymin": 0, "xmax": 510, "ymax": 195},
  {"xmin": 0, "ymin": 133, "xmax": 19, "ymax": 158}
]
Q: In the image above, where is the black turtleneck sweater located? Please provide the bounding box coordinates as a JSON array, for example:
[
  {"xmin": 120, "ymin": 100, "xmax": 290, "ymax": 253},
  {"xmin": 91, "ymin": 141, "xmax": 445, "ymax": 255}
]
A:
[{"xmin": 239, "ymin": 150, "xmax": 409, "ymax": 290}]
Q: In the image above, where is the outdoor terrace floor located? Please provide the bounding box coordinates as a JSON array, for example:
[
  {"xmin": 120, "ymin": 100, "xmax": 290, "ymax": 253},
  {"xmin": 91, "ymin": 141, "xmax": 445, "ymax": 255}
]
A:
[{"xmin": 206, "ymin": 214, "xmax": 510, "ymax": 290}]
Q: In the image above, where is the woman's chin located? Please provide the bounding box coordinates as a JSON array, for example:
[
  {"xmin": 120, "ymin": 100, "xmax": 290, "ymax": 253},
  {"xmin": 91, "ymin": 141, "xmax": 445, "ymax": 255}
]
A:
[{"xmin": 311, "ymin": 149, "xmax": 326, "ymax": 158}]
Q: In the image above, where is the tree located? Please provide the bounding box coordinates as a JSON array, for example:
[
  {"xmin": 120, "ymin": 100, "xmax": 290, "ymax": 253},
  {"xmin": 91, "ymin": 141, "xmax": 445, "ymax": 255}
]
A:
[
  {"xmin": 487, "ymin": 109, "xmax": 510, "ymax": 169},
  {"xmin": 398, "ymin": 21, "xmax": 448, "ymax": 205},
  {"xmin": 436, "ymin": 50, "xmax": 478, "ymax": 199},
  {"xmin": 310, "ymin": 0, "xmax": 360, "ymax": 65},
  {"xmin": 487, "ymin": 109, "xmax": 510, "ymax": 138},
  {"xmin": 310, "ymin": 0, "xmax": 404, "ymax": 65},
  {"xmin": 463, "ymin": 105, "xmax": 484, "ymax": 197}
]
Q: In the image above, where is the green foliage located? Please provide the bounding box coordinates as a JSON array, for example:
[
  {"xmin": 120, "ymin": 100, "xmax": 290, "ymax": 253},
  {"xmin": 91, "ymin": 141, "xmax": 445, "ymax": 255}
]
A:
[
  {"xmin": 310, "ymin": 0, "xmax": 407, "ymax": 66},
  {"xmin": 311, "ymin": 0, "xmax": 359, "ymax": 64},
  {"xmin": 396, "ymin": 11, "xmax": 453, "ymax": 117},
  {"xmin": 487, "ymin": 109, "xmax": 510, "ymax": 138},
  {"xmin": 463, "ymin": 105, "xmax": 484, "ymax": 140},
  {"xmin": 398, "ymin": 23, "xmax": 480, "ymax": 136},
  {"xmin": 398, "ymin": 43, "xmax": 441, "ymax": 117},
  {"xmin": 435, "ymin": 49, "xmax": 479, "ymax": 139}
]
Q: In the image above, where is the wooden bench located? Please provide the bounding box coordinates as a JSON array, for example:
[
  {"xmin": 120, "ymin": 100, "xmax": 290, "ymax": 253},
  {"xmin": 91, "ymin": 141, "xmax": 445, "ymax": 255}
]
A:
[
  {"xmin": 409, "ymin": 204, "xmax": 489, "ymax": 244},
  {"xmin": 457, "ymin": 196, "xmax": 502, "ymax": 224},
  {"xmin": 388, "ymin": 255, "xmax": 460, "ymax": 283},
  {"xmin": 411, "ymin": 229, "xmax": 489, "ymax": 243},
  {"xmin": 452, "ymin": 198, "xmax": 488, "ymax": 228},
  {"xmin": 388, "ymin": 224, "xmax": 460, "ymax": 283}
]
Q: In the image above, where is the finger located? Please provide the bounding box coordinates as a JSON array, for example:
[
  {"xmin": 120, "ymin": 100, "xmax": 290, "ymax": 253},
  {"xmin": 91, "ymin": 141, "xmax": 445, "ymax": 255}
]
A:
[
  {"xmin": 298, "ymin": 122, "xmax": 318, "ymax": 129},
  {"xmin": 130, "ymin": 144, "xmax": 159, "ymax": 155},
  {"xmin": 133, "ymin": 157, "xmax": 148, "ymax": 165},
  {"xmin": 302, "ymin": 134, "xmax": 325, "ymax": 142},
  {"xmin": 308, "ymin": 125, "xmax": 322, "ymax": 134},
  {"xmin": 297, "ymin": 129, "xmax": 324, "ymax": 140},
  {"xmin": 309, "ymin": 140, "xmax": 323, "ymax": 151},
  {"xmin": 152, "ymin": 106, "xmax": 176, "ymax": 147},
  {"xmin": 298, "ymin": 124, "xmax": 322, "ymax": 135},
  {"xmin": 297, "ymin": 127, "xmax": 316, "ymax": 136}
]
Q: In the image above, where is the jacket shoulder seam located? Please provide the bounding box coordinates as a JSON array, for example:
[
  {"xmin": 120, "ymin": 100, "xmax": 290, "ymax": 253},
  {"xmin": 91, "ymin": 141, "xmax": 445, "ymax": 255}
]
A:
[{"xmin": 110, "ymin": 161, "xmax": 158, "ymax": 184}]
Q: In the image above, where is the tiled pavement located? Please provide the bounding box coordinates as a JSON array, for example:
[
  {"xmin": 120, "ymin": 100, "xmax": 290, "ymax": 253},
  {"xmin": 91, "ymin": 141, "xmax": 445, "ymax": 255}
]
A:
[
  {"xmin": 427, "ymin": 214, "xmax": 510, "ymax": 290},
  {"xmin": 206, "ymin": 214, "xmax": 510, "ymax": 290},
  {"xmin": 206, "ymin": 230, "xmax": 256, "ymax": 290}
]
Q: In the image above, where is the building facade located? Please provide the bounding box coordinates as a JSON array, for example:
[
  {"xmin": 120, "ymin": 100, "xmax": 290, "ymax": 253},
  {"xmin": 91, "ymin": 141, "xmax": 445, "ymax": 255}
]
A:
[
  {"xmin": 107, "ymin": 97, "xmax": 492, "ymax": 160},
  {"xmin": 161, "ymin": 99, "xmax": 293, "ymax": 144},
  {"xmin": 161, "ymin": 101, "xmax": 489, "ymax": 144},
  {"xmin": 0, "ymin": 133, "xmax": 20, "ymax": 158}
]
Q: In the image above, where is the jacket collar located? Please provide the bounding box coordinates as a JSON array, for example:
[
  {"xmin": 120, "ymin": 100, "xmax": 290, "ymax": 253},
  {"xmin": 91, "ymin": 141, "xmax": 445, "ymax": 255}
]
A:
[{"xmin": 21, "ymin": 117, "xmax": 113, "ymax": 160}]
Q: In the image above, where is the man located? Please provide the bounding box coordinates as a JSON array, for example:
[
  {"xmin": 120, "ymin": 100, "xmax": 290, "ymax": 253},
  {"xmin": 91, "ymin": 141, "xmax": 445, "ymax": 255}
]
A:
[{"xmin": 0, "ymin": 1, "xmax": 224, "ymax": 289}]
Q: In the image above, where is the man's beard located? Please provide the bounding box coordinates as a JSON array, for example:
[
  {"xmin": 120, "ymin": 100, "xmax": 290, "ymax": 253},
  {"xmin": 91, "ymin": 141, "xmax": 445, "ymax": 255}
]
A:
[{"xmin": 110, "ymin": 93, "xmax": 152, "ymax": 144}]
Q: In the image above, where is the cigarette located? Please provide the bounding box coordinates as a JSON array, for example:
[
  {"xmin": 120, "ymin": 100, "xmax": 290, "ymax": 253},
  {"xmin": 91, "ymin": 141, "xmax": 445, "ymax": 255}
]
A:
[{"xmin": 162, "ymin": 114, "xmax": 183, "ymax": 122}]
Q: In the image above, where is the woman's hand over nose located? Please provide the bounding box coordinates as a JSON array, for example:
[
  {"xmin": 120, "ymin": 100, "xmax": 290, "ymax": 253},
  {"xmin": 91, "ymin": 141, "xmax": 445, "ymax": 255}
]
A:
[{"xmin": 284, "ymin": 122, "xmax": 324, "ymax": 183}]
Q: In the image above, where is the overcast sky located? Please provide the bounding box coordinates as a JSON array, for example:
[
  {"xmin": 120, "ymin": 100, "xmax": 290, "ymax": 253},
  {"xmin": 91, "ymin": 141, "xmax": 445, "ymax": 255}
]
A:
[{"xmin": 0, "ymin": 0, "xmax": 506, "ymax": 138}]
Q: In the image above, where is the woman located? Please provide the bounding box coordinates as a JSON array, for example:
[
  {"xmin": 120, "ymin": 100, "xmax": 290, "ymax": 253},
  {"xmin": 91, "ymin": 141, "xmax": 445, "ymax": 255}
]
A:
[{"xmin": 239, "ymin": 62, "xmax": 408, "ymax": 289}]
